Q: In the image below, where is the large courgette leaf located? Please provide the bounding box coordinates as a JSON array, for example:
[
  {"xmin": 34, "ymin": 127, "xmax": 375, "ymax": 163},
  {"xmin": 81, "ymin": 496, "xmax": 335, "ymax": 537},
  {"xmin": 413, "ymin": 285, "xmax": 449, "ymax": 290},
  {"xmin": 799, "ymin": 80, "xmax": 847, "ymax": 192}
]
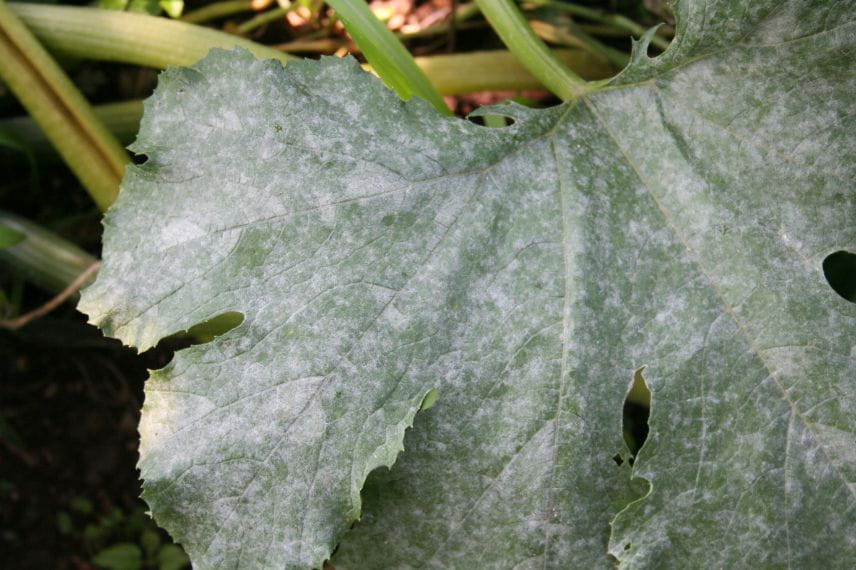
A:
[{"xmin": 80, "ymin": 1, "xmax": 855, "ymax": 567}]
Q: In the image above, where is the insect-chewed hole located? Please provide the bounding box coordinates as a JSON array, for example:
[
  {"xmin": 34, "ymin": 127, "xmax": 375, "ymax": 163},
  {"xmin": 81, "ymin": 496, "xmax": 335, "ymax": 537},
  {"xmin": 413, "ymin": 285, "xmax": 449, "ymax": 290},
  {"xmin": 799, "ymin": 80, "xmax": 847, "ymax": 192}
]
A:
[
  {"xmin": 823, "ymin": 250, "xmax": 856, "ymax": 303},
  {"xmin": 142, "ymin": 311, "xmax": 245, "ymax": 370},
  {"xmin": 183, "ymin": 311, "xmax": 245, "ymax": 342},
  {"xmin": 612, "ymin": 453, "xmax": 624, "ymax": 467},
  {"xmin": 622, "ymin": 368, "xmax": 651, "ymax": 462},
  {"xmin": 467, "ymin": 114, "xmax": 516, "ymax": 128}
]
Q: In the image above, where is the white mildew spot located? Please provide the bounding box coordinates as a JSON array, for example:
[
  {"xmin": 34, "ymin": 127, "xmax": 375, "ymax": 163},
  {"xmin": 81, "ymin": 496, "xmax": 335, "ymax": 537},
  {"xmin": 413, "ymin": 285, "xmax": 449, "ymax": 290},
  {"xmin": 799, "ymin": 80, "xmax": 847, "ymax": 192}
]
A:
[{"xmin": 159, "ymin": 218, "xmax": 207, "ymax": 246}]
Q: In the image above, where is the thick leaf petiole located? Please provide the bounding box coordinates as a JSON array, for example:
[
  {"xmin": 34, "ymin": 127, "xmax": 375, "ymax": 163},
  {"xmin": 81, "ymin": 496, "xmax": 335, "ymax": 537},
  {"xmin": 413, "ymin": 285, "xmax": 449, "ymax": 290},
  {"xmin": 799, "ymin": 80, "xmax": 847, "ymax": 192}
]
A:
[{"xmin": 0, "ymin": 0, "xmax": 127, "ymax": 210}]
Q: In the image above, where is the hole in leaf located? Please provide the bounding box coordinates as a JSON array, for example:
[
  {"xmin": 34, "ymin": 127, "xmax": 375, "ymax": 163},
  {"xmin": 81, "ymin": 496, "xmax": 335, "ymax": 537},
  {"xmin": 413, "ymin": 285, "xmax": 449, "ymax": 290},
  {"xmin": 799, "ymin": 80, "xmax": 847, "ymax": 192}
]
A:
[
  {"xmin": 612, "ymin": 453, "xmax": 624, "ymax": 467},
  {"xmin": 645, "ymin": 32, "xmax": 672, "ymax": 59},
  {"xmin": 182, "ymin": 310, "xmax": 245, "ymax": 343},
  {"xmin": 622, "ymin": 368, "xmax": 651, "ymax": 463},
  {"xmin": 467, "ymin": 114, "xmax": 516, "ymax": 128},
  {"xmin": 646, "ymin": 39, "xmax": 658, "ymax": 58},
  {"xmin": 419, "ymin": 388, "xmax": 440, "ymax": 411},
  {"xmin": 142, "ymin": 311, "xmax": 244, "ymax": 370},
  {"xmin": 823, "ymin": 250, "xmax": 856, "ymax": 303},
  {"xmin": 624, "ymin": 543, "xmax": 631, "ymax": 551}
]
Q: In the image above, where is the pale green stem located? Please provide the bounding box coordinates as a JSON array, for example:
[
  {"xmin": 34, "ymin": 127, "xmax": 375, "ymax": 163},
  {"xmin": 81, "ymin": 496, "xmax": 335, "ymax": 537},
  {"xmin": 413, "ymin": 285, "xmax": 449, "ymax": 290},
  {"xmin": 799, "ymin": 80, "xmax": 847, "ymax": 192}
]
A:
[
  {"xmin": 1, "ymin": 100, "xmax": 143, "ymax": 157},
  {"xmin": 181, "ymin": 0, "xmax": 254, "ymax": 24},
  {"xmin": 326, "ymin": 0, "xmax": 450, "ymax": 114},
  {"xmin": 527, "ymin": 0, "xmax": 671, "ymax": 51},
  {"xmin": 272, "ymin": 36, "xmax": 345, "ymax": 53},
  {"xmin": 415, "ymin": 48, "xmax": 610, "ymax": 95},
  {"xmin": 577, "ymin": 23, "xmax": 638, "ymax": 37},
  {"xmin": 530, "ymin": 19, "xmax": 627, "ymax": 69},
  {"xmin": 236, "ymin": 4, "xmax": 291, "ymax": 35},
  {"xmin": 569, "ymin": 23, "xmax": 628, "ymax": 68},
  {"xmin": 9, "ymin": 2, "xmax": 295, "ymax": 69},
  {"xmin": 0, "ymin": 0, "xmax": 128, "ymax": 211},
  {"xmin": 482, "ymin": 114, "xmax": 508, "ymax": 128},
  {"xmin": 0, "ymin": 211, "xmax": 97, "ymax": 296},
  {"xmin": 474, "ymin": 0, "xmax": 590, "ymax": 100}
]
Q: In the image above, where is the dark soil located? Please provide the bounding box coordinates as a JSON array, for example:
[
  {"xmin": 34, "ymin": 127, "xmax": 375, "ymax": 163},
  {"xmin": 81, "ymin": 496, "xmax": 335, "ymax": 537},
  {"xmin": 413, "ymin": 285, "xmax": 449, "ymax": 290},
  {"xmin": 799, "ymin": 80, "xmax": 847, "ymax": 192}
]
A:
[{"xmin": 0, "ymin": 307, "xmax": 179, "ymax": 569}]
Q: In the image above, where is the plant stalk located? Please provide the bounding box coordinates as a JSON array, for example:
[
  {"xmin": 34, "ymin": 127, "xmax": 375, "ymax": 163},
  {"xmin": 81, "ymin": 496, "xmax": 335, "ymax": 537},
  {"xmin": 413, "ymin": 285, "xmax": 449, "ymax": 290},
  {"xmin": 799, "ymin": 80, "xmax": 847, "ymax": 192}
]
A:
[
  {"xmin": 9, "ymin": 2, "xmax": 296, "ymax": 69},
  {"xmin": 181, "ymin": 0, "xmax": 255, "ymax": 24},
  {"xmin": 474, "ymin": 0, "xmax": 591, "ymax": 100},
  {"xmin": 235, "ymin": 4, "xmax": 291, "ymax": 35},
  {"xmin": 326, "ymin": 0, "xmax": 450, "ymax": 114},
  {"xmin": 529, "ymin": 19, "xmax": 628, "ymax": 69},
  {"xmin": 526, "ymin": 0, "xmax": 670, "ymax": 51},
  {"xmin": 0, "ymin": 211, "xmax": 97, "ymax": 296},
  {"xmin": 0, "ymin": 100, "xmax": 143, "ymax": 158},
  {"xmin": 415, "ymin": 48, "xmax": 610, "ymax": 94},
  {"xmin": 0, "ymin": 0, "xmax": 127, "ymax": 211}
]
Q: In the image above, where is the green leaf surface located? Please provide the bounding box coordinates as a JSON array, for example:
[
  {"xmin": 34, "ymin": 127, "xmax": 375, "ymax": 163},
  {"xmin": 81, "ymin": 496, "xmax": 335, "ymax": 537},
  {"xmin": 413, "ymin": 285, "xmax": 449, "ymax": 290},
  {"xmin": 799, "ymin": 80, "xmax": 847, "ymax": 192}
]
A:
[{"xmin": 80, "ymin": 1, "xmax": 855, "ymax": 567}]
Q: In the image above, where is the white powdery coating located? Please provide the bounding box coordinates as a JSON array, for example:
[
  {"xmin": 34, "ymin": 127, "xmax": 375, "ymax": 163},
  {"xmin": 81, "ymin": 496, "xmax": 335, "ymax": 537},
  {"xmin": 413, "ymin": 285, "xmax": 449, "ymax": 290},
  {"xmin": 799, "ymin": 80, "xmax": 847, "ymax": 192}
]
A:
[{"xmin": 79, "ymin": 8, "xmax": 855, "ymax": 567}]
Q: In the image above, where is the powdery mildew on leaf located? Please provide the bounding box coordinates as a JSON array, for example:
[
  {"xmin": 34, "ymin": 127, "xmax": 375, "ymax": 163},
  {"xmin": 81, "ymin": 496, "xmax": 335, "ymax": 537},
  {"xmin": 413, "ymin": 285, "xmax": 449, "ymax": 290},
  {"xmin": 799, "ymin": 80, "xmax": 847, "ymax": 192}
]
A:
[{"xmin": 80, "ymin": 0, "xmax": 855, "ymax": 567}]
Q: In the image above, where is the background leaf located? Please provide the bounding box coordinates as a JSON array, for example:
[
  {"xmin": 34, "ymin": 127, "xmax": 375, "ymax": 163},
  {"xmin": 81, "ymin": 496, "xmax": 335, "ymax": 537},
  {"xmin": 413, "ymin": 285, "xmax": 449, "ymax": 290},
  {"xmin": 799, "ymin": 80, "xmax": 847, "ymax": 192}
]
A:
[{"xmin": 92, "ymin": 543, "xmax": 143, "ymax": 570}]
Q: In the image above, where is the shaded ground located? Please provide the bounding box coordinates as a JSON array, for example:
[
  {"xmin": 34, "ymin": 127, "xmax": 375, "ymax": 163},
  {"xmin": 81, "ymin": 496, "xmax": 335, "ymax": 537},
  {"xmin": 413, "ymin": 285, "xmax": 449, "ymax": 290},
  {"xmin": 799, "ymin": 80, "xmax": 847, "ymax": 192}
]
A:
[{"xmin": 0, "ymin": 309, "xmax": 184, "ymax": 569}]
